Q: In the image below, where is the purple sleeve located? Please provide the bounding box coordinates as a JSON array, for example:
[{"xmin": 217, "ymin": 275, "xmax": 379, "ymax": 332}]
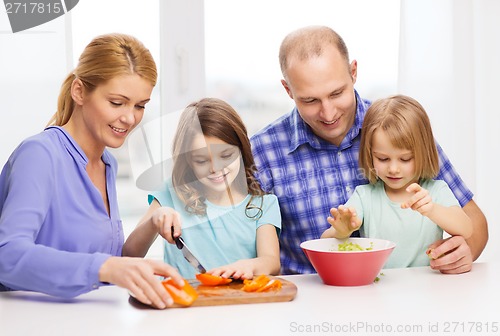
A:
[{"xmin": 0, "ymin": 140, "xmax": 110, "ymax": 298}]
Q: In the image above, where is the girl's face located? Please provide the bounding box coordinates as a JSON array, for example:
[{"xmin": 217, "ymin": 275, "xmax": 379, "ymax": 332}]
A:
[
  {"xmin": 73, "ymin": 74, "xmax": 153, "ymax": 151},
  {"xmin": 371, "ymin": 129, "xmax": 418, "ymax": 194},
  {"xmin": 189, "ymin": 134, "xmax": 244, "ymax": 201}
]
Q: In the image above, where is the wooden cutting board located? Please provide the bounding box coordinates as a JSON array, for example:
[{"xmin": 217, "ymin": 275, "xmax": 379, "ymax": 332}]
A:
[{"xmin": 129, "ymin": 276, "xmax": 297, "ymax": 309}]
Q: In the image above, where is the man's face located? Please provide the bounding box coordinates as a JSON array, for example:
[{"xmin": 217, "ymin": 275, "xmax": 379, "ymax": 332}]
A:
[{"xmin": 282, "ymin": 45, "xmax": 358, "ymax": 147}]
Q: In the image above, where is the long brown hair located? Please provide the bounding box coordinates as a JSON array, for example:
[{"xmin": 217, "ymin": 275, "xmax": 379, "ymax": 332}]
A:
[
  {"xmin": 47, "ymin": 33, "xmax": 157, "ymax": 126},
  {"xmin": 359, "ymin": 94, "xmax": 439, "ymax": 184},
  {"xmin": 171, "ymin": 98, "xmax": 265, "ymax": 216}
]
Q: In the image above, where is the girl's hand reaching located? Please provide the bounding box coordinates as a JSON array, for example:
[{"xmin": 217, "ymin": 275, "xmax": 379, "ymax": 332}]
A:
[
  {"xmin": 322, "ymin": 205, "xmax": 361, "ymax": 239},
  {"xmin": 208, "ymin": 259, "xmax": 256, "ymax": 280},
  {"xmin": 402, "ymin": 182, "xmax": 473, "ymax": 240},
  {"xmin": 401, "ymin": 183, "xmax": 434, "ymax": 216},
  {"xmin": 206, "ymin": 223, "xmax": 280, "ymax": 280}
]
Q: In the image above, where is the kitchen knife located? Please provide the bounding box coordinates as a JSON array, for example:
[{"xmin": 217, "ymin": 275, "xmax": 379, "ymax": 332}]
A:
[{"xmin": 171, "ymin": 227, "xmax": 207, "ymax": 274}]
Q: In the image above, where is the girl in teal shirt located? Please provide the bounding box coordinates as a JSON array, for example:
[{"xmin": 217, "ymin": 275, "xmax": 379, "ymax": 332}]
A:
[
  {"xmin": 124, "ymin": 98, "xmax": 281, "ymax": 279},
  {"xmin": 321, "ymin": 95, "xmax": 472, "ymax": 268}
]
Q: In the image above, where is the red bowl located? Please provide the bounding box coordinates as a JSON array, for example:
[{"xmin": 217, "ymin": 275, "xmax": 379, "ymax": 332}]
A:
[{"xmin": 300, "ymin": 238, "xmax": 396, "ymax": 286}]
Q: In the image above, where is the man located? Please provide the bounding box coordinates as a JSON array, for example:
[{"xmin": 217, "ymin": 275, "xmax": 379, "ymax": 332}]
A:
[{"xmin": 250, "ymin": 25, "xmax": 488, "ymax": 275}]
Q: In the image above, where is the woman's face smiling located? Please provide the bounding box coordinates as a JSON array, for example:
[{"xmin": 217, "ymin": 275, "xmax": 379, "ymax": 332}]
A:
[
  {"xmin": 70, "ymin": 73, "xmax": 154, "ymax": 154},
  {"xmin": 189, "ymin": 134, "xmax": 243, "ymax": 203}
]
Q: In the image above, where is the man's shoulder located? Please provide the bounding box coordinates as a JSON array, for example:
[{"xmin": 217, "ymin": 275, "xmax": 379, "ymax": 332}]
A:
[{"xmin": 251, "ymin": 110, "xmax": 293, "ymax": 142}]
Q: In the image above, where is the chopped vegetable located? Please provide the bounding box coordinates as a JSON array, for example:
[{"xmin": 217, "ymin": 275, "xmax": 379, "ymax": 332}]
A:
[
  {"xmin": 161, "ymin": 278, "xmax": 198, "ymax": 306},
  {"xmin": 374, "ymin": 272, "xmax": 385, "ymax": 283},
  {"xmin": 335, "ymin": 241, "xmax": 374, "ymax": 251},
  {"xmin": 256, "ymin": 279, "xmax": 282, "ymax": 292},
  {"xmin": 242, "ymin": 275, "xmax": 282, "ymax": 292},
  {"xmin": 242, "ymin": 275, "xmax": 270, "ymax": 292},
  {"xmin": 426, "ymin": 248, "xmax": 446, "ymax": 260},
  {"xmin": 196, "ymin": 273, "xmax": 232, "ymax": 286}
]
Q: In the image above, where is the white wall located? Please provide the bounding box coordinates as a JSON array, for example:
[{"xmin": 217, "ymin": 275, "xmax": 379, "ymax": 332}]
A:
[
  {"xmin": 399, "ymin": 0, "xmax": 476, "ymax": 190},
  {"xmin": 399, "ymin": 0, "xmax": 498, "ymax": 262},
  {"xmin": 128, "ymin": 0, "xmax": 206, "ymax": 191},
  {"xmin": 204, "ymin": 0, "xmax": 401, "ymax": 135},
  {"xmin": 0, "ymin": 12, "xmax": 71, "ymax": 165},
  {"xmin": 472, "ymin": 0, "xmax": 500, "ymax": 263}
]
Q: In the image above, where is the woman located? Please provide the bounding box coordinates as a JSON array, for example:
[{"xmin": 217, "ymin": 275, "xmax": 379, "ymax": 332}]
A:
[{"xmin": 0, "ymin": 33, "xmax": 182, "ymax": 309}]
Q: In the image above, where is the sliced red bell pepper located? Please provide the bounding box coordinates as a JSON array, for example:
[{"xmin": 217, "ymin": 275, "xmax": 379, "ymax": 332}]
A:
[
  {"xmin": 196, "ymin": 273, "xmax": 232, "ymax": 286},
  {"xmin": 161, "ymin": 278, "xmax": 198, "ymax": 306}
]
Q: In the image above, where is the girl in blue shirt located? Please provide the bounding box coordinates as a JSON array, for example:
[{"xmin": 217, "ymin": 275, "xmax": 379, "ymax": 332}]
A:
[
  {"xmin": 321, "ymin": 95, "xmax": 473, "ymax": 267},
  {"xmin": 0, "ymin": 33, "xmax": 183, "ymax": 309},
  {"xmin": 123, "ymin": 98, "xmax": 282, "ymax": 279}
]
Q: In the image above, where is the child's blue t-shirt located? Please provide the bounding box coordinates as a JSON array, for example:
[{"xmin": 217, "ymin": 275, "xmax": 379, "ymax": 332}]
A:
[
  {"xmin": 348, "ymin": 179, "xmax": 460, "ymax": 268},
  {"xmin": 149, "ymin": 180, "xmax": 281, "ymax": 278}
]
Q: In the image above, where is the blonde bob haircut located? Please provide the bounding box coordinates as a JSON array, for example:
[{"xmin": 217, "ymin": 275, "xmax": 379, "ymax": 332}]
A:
[
  {"xmin": 359, "ymin": 94, "xmax": 439, "ymax": 184},
  {"xmin": 47, "ymin": 33, "xmax": 157, "ymax": 126}
]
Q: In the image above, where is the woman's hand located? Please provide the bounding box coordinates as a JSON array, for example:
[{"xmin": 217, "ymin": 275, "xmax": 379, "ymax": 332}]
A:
[{"xmin": 99, "ymin": 256, "xmax": 184, "ymax": 309}]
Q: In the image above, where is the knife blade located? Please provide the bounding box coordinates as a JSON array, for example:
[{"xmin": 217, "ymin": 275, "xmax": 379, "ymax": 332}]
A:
[{"xmin": 171, "ymin": 227, "xmax": 206, "ymax": 274}]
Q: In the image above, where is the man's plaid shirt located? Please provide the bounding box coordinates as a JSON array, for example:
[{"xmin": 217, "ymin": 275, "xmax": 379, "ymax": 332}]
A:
[{"xmin": 250, "ymin": 90, "xmax": 473, "ymax": 274}]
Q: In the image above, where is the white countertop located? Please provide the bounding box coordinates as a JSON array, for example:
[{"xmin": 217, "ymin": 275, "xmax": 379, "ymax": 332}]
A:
[{"xmin": 1, "ymin": 262, "xmax": 499, "ymax": 336}]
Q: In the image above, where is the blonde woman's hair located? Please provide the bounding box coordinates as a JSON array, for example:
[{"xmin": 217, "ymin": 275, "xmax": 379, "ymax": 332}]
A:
[
  {"xmin": 47, "ymin": 33, "xmax": 157, "ymax": 126},
  {"xmin": 279, "ymin": 25, "xmax": 350, "ymax": 80},
  {"xmin": 359, "ymin": 94, "xmax": 439, "ymax": 184},
  {"xmin": 171, "ymin": 98, "xmax": 265, "ymax": 216}
]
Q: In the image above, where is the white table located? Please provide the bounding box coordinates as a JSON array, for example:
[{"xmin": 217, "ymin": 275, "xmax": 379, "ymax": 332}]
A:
[{"xmin": 1, "ymin": 262, "xmax": 499, "ymax": 336}]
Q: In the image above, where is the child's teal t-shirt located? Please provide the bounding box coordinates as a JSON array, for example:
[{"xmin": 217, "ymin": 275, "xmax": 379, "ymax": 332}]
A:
[
  {"xmin": 348, "ymin": 179, "xmax": 460, "ymax": 268},
  {"xmin": 149, "ymin": 180, "xmax": 281, "ymax": 278}
]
